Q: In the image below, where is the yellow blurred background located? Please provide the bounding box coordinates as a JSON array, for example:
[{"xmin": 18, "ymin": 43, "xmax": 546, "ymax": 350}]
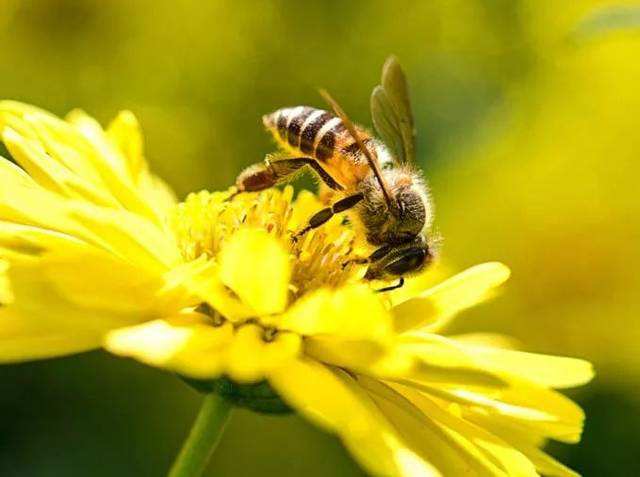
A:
[{"xmin": 0, "ymin": 1, "xmax": 639, "ymax": 475}]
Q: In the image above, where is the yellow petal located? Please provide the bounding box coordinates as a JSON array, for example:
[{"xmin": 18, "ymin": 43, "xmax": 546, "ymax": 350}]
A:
[
  {"xmin": 515, "ymin": 445, "xmax": 579, "ymax": 477},
  {"xmin": 68, "ymin": 203, "xmax": 180, "ymax": 271},
  {"xmin": 0, "ymin": 229, "xmax": 186, "ymax": 365},
  {"xmin": 400, "ymin": 331, "xmax": 592, "ymax": 390},
  {"xmin": 387, "ymin": 381, "xmax": 538, "ymax": 477},
  {"xmin": 0, "ymin": 249, "xmax": 153, "ymax": 364},
  {"xmin": 385, "ymin": 261, "xmax": 453, "ymax": 309},
  {"xmin": 0, "ymin": 230, "xmax": 171, "ymax": 315},
  {"xmin": 268, "ymin": 358, "xmax": 440, "ymax": 477},
  {"xmin": 104, "ymin": 315, "xmax": 234, "ymax": 379},
  {"xmin": 6, "ymin": 249, "xmax": 153, "ymax": 325},
  {"xmin": 2, "ymin": 102, "xmax": 170, "ymax": 223},
  {"xmin": 106, "ymin": 110, "xmax": 145, "ymax": 179},
  {"xmin": 450, "ymin": 332, "xmax": 521, "ymax": 350},
  {"xmin": 1, "ymin": 262, "xmax": 154, "ymax": 334},
  {"xmin": 358, "ymin": 375, "xmax": 518, "ymax": 476},
  {"xmin": 225, "ymin": 324, "xmax": 272, "ymax": 382},
  {"xmin": 0, "ymin": 258, "xmax": 12, "ymax": 304},
  {"xmin": 45, "ymin": 253, "xmax": 167, "ymax": 313},
  {"xmin": 393, "ymin": 262, "xmax": 511, "ymax": 333},
  {"xmin": 493, "ymin": 378, "xmax": 586, "ymax": 444},
  {"xmin": 225, "ymin": 324, "xmax": 301, "ymax": 383},
  {"xmin": 0, "ymin": 156, "xmax": 37, "ymax": 188},
  {"xmin": 397, "ymin": 332, "xmax": 495, "ymax": 369},
  {"xmin": 0, "ymin": 102, "xmax": 177, "ymax": 232},
  {"xmin": 107, "ymin": 111, "xmax": 177, "ymax": 219},
  {"xmin": 2, "ymin": 126, "xmax": 74, "ymax": 196},
  {"xmin": 425, "ymin": 386, "xmax": 558, "ymax": 423},
  {"xmin": 1, "ymin": 127, "xmax": 118, "ymax": 207},
  {"xmin": 107, "ymin": 319, "xmax": 197, "ymax": 364},
  {"xmin": 0, "ymin": 104, "xmax": 119, "ymax": 194},
  {"xmin": 391, "ymin": 333, "xmax": 585, "ymax": 441},
  {"xmin": 0, "ymin": 309, "xmax": 101, "ymax": 362},
  {"xmin": 464, "ymin": 413, "xmax": 580, "ymax": 477},
  {"xmin": 387, "ymin": 333, "xmax": 507, "ymax": 388},
  {"xmin": 0, "ymin": 176, "xmax": 179, "ymax": 272},
  {"xmin": 305, "ymin": 336, "xmax": 389, "ymax": 370},
  {"xmin": 453, "ymin": 341, "xmax": 594, "ymax": 389},
  {"xmin": 306, "ymin": 336, "xmax": 505, "ymax": 390},
  {"xmin": 280, "ymin": 284, "xmax": 392, "ymax": 340},
  {"xmin": 24, "ymin": 111, "xmax": 107, "ymax": 187},
  {"xmin": 462, "ymin": 411, "xmax": 546, "ymax": 448},
  {"xmin": 65, "ymin": 108, "xmax": 131, "ymax": 183},
  {"xmin": 218, "ymin": 228, "xmax": 290, "ymax": 315},
  {"xmin": 68, "ymin": 108, "xmax": 169, "ymax": 224},
  {"xmin": 424, "ymin": 380, "xmax": 585, "ymax": 444},
  {"xmin": 165, "ymin": 258, "xmax": 255, "ymax": 322},
  {"xmin": 136, "ymin": 172, "xmax": 178, "ymax": 221}
]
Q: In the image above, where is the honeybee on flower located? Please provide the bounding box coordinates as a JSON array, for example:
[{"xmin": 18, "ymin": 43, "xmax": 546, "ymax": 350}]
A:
[
  {"xmin": 235, "ymin": 57, "xmax": 434, "ymax": 290},
  {"xmin": 0, "ymin": 62, "xmax": 592, "ymax": 477}
]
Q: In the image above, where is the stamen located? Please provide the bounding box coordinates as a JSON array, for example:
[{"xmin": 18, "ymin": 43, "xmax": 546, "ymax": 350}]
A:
[
  {"xmin": 262, "ymin": 327, "xmax": 278, "ymax": 342},
  {"xmin": 170, "ymin": 187, "xmax": 365, "ymax": 300},
  {"xmin": 195, "ymin": 302, "xmax": 226, "ymax": 326}
]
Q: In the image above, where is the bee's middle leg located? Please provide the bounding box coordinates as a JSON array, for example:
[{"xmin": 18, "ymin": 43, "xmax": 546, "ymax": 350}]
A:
[
  {"xmin": 235, "ymin": 157, "xmax": 343, "ymax": 193},
  {"xmin": 294, "ymin": 193, "xmax": 364, "ymax": 240}
]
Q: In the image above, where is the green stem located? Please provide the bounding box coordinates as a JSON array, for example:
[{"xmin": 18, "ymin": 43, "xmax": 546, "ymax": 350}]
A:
[{"xmin": 168, "ymin": 394, "xmax": 233, "ymax": 477}]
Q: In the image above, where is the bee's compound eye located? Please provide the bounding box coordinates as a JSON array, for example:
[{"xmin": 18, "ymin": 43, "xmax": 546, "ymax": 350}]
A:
[{"xmin": 384, "ymin": 248, "xmax": 427, "ymax": 276}]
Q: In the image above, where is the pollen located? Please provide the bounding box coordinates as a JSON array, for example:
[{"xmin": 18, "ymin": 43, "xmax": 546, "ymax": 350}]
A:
[{"xmin": 170, "ymin": 186, "xmax": 363, "ymax": 298}]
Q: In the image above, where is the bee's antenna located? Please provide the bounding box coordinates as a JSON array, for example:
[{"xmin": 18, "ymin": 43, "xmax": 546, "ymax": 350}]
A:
[{"xmin": 319, "ymin": 89, "xmax": 394, "ymax": 209}]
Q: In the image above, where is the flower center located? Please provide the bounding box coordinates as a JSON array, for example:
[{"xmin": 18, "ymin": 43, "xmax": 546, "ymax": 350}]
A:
[
  {"xmin": 171, "ymin": 188, "xmax": 371, "ymax": 409},
  {"xmin": 170, "ymin": 187, "xmax": 363, "ymax": 299}
]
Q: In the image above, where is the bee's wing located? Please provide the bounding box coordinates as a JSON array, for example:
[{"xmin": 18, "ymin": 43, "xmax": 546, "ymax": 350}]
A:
[
  {"xmin": 320, "ymin": 89, "xmax": 394, "ymax": 209},
  {"xmin": 370, "ymin": 56, "xmax": 416, "ymax": 164}
]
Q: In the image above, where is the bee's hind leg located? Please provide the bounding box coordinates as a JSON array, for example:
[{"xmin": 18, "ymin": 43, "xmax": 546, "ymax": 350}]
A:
[
  {"xmin": 234, "ymin": 157, "xmax": 280, "ymax": 194},
  {"xmin": 235, "ymin": 156, "xmax": 343, "ymax": 194}
]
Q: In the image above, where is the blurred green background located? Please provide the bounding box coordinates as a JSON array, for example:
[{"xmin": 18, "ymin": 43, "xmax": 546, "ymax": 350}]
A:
[{"xmin": 1, "ymin": 0, "xmax": 639, "ymax": 475}]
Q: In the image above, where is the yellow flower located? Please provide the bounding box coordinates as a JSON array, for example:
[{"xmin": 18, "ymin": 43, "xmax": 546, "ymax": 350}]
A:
[{"xmin": 0, "ymin": 101, "xmax": 593, "ymax": 477}]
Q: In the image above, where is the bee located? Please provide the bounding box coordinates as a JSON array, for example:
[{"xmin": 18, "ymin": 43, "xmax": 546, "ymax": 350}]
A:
[{"xmin": 235, "ymin": 56, "xmax": 434, "ymax": 290}]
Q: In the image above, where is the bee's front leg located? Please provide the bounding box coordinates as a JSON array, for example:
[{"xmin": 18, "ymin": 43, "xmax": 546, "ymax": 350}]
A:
[
  {"xmin": 375, "ymin": 277, "xmax": 405, "ymax": 293},
  {"xmin": 341, "ymin": 256, "xmax": 369, "ymax": 270}
]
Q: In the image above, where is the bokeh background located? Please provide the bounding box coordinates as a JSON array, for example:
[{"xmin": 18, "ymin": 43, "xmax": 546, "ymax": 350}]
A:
[{"xmin": 0, "ymin": 0, "xmax": 639, "ymax": 475}]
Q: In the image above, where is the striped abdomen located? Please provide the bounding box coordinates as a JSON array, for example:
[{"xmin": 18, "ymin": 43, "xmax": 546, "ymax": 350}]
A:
[{"xmin": 263, "ymin": 106, "xmax": 373, "ymax": 164}]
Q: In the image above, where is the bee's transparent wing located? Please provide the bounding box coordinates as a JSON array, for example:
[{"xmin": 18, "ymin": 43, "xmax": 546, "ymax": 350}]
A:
[{"xmin": 370, "ymin": 56, "xmax": 416, "ymax": 164}]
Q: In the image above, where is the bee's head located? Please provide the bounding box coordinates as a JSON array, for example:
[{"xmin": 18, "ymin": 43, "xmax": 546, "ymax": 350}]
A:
[
  {"xmin": 390, "ymin": 186, "xmax": 430, "ymax": 240},
  {"xmin": 360, "ymin": 172, "xmax": 432, "ymax": 245},
  {"xmin": 364, "ymin": 235, "xmax": 434, "ymax": 280}
]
